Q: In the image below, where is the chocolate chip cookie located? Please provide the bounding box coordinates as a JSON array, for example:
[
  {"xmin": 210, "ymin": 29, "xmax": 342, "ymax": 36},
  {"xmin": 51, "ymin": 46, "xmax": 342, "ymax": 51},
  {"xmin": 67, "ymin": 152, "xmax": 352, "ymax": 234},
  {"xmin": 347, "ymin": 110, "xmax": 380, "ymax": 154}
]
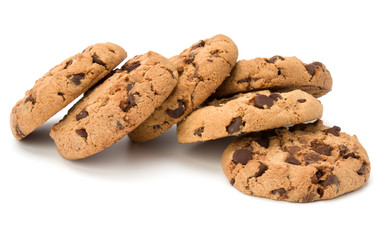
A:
[
  {"xmin": 10, "ymin": 43, "xmax": 127, "ymax": 140},
  {"xmin": 177, "ymin": 89, "xmax": 323, "ymax": 143},
  {"xmin": 50, "ymin": 51, "xmax": 178, "ymax": 160},
  {"xmin": 213, "ymin": 56, "xmax": 332, "ymax": 98},
  {"xmin": 222, "ymin": 120, "xmax": 370, "ymax": 202},
  {"xmin": 128, "ymin": 34, "xmax": 238, "ymax": 142}
]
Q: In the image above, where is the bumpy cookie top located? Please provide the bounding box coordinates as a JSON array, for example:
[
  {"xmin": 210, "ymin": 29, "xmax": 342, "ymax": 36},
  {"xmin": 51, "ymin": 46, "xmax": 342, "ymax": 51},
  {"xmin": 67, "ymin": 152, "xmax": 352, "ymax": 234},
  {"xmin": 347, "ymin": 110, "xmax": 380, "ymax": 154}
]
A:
[
  {"xmin": 222, "ymin": 120, "xmax": 370, "ymax": 202},
  {"xmin": 213, "ymin": 56, "xmax": 332, "ymax": 98},
  {"xmin": 177, "ymin": 89, "xmax": 323, "ymax": 143},
  {"xmin": 128, "ymin": 34, "xmax": 238, "ymax": 143},
  {"xmin": 10, "ymin": 42, "xmax": 127, "ymax": 140},
  {"xmin": 50, "ymin": 51, "xmax": 177, "ymax": 160}
]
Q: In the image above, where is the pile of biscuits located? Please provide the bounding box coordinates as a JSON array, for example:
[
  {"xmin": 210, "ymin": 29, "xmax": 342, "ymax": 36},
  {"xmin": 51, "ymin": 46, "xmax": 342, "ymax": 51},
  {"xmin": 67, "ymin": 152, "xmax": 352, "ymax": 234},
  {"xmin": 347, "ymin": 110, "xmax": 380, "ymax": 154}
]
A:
[{"xmin": 10, "ymin": 34, "xmax": 370, "ymax": 202}]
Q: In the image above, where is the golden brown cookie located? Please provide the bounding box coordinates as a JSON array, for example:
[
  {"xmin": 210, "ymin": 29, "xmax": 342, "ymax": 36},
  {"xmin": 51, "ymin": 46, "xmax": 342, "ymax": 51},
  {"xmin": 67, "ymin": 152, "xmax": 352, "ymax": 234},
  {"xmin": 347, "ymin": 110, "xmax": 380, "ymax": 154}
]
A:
[
  {"xmin": 222, "ymin": 120, "xmax": 370, "ymax": 202},
  {"xmin": 10, "ymin": 43, "xmax": 127, "ymax": 140}
]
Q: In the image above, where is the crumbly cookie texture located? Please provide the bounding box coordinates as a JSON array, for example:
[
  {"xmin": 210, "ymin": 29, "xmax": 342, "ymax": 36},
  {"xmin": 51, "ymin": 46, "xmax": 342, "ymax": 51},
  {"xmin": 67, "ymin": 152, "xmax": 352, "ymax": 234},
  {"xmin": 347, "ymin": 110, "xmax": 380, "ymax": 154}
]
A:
[
  {"xmin": 213, "ymin": 56, "xmax": 332, "ymax": 98},
  {"xmin": 50, "ymin": 51, "xmax": 178, "ymax": 160},
  {"xmin": 128, "ymin": 34, "xmax": 238, "ymax": 143},
  {"xmin": 222, "ymin": 120, "xmax": 370, "ymax": 202},
  {"xmin": 10, "ymin": 43, "xmax": 127, "ymax": 140},
  {"xmin": 177, "ymin": 89, "xmax": 323, "ymax": 143}
]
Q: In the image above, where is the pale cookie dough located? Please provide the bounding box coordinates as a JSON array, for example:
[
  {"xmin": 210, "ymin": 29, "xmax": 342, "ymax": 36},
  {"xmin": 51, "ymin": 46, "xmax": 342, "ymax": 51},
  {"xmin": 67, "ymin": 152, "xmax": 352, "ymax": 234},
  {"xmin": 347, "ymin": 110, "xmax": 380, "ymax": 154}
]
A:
[
  {"xmin": 10, "ymin": 43, "xmax": 127, "ymax": 140},
  {"xmin": 222, "ymin": 120, "xmax": 370, "ymax": 202},
  {"xmin": 50, "ymin": 51, "xmax": 178, "ymax": 160},
  {"xmin": 177, "ymin": 89, "xmax": 323, "ymax": 143}
]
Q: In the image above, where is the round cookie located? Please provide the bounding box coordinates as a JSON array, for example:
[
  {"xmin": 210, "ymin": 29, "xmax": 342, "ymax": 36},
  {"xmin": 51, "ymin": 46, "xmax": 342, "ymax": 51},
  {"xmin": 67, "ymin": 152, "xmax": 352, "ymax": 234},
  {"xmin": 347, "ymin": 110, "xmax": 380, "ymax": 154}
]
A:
[
  {"xmin": 213, "ymin": 56, "xmax": 332, "ymax": 98},
  {"xmin": 128, "ymin": 34, "xmax": 238, "ymax": 143},
  {"xmin": 177, "ymin": 89, "xmax": 323, "ymax": 143},
  {"xmin": 50, "ymin": 51, "xmax": 178, "ymax": 160},
  {"xmin": 222, "ymin": 120, "xmax": 370, "ymax": 202},
  {"xmin": 10, "ymin": 43, "xmax": 127, "ymax": 140}
]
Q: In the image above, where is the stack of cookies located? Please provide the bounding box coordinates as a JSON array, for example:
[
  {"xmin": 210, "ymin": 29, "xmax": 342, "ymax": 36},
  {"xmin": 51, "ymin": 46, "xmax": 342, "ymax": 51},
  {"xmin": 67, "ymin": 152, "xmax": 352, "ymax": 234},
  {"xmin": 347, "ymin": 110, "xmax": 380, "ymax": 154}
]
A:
[{"xmin": 10, "ymin": 34, "xmax": 370, "ymax": 203}]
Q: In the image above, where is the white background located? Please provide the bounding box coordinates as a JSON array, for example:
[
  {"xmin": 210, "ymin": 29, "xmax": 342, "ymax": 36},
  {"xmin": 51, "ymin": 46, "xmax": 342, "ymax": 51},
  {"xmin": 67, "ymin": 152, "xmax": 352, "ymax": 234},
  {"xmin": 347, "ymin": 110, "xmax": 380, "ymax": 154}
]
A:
[{"xmin": 1, "ymin": 0, "xmax": 383, "ymax": 239}]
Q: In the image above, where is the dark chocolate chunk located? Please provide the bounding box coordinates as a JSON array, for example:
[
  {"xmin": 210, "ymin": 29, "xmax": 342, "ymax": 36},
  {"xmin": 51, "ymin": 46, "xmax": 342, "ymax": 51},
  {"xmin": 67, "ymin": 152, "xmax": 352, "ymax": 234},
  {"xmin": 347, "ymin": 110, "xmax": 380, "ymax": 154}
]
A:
[
  {"xmin": 285, "ymin": 156, "xmax": 301, "ymax": 165},
  {"xmin": 119, "ymin": 93, "xmax": 138, "ymax": 112},
  {"xmin": 271, "ymin": 188, "xmax": 287, "ymax": 195},
  {"xmin": 64, "ymin": 59, "xmax": 73, "ymax": 69},
  {"xmin": 186, "ymin": 52, "xmax": 197, "ymax": 64},
  {"xmin": 24, "ymin": 96, "xmax": 36, "ymax": 105},
  {"xmin": 192, "ymin": 40, "xmax": 205, "ymax": 50},
  {"xmin": 92, "ymin": 53, "xmax": 106, "ymax": 67},
  {"xmin": 315, "ymin": 169, "xmax": 324, "ymax": 181},
  {"xmin": 305, "ymin": 62, "xmax": 323, "ymax": 75},
  {"xmin": 338, "ymin": 145, "xmax": 349, "ymax": 157},
  {"xmin": 69, "ymin": 73, "xmax": 85, "ymax": 85},
  {"xmin": 269, "ymin": 93, "xmax": 282, "ymax": 101},
  {"xmin": 166, "ymin": 100, "xmax": 185, "ymax": 118},
  {"xmin": 305, "ymin": 151, "xmax": 323, "ymax": 164},
  {"xmin": 298, "ymin": 99, "xmax": 306, "ymax": 103},
  {"xmin": 226, "ymin": 117, "xmax": 243, "ymax": 134},
  {"xmin": 323, "ymin": 126, "xmax": 341, "ymax": 136},
  {"xmin": 317, "ymin": 187, "xmax": 324, "ymax": 197},
  {"xmin": 254, "ymin": 94, "xmax": 273, "ymax": 109},
  {"xmin": 126, "ymin": 82, "xmax": 135, "ymax": 93},
  {"xmin": 357, "ymin": 163, "xmax": 367, "ymax": 175},
  {"xmin": 232, "ymin": 148, "xmax": 253, "ymax": 165},
  {"xmin": 230, "ymin": 178, "xmax": 235, "ymax": 185},
  {"xmin": 75, "ymin": 129, "xmax": 88, "ymax": 139},
  {"xmin": 267, "ymin": 56, "xmax": 285, "ymax": 63},
  {"xmin": 168, "ymin": 69, "xmax": 175, "ymax": 79},
  {"xmin": 194, "ymin": 127, "xmax": 204, "ymax": 137},
  {"xmin": 122, "ymin": 61, "xmax": 141, "ymax": 72},
  {"xmin": 76, "ymin": 109, "xmax": 89, "ymax": 121},
  {"xmin": 313, "ymin": 144, "xmax": 332, "ymax": 156},
  {"xmin": 254, "ymin": 162, "xmax": 268, "ymax": 177},
  {"xmin": 343, "ymin": 152, "xmax": 359, "ymax": 159},
  {"xmin": 320, "ymin": 174, "xmax": 340, "ymax": 187},
  {"xmin": 302, "ymin": 192, "xmax": 316, "ymax": 202},
  {"xmin": 57, "ymin": 92, "xmax": 65, "ymax": 101},
  {"xmin": 237, "ymin": 77, "xmax": 260, "ymax": 84},
  {"xmin": 255, "ymin": 137, "xmax": 269, "ymax": 148},
  {"xmin": 284, "ymin": 146, "xmax": 301, "ymax": 155}
]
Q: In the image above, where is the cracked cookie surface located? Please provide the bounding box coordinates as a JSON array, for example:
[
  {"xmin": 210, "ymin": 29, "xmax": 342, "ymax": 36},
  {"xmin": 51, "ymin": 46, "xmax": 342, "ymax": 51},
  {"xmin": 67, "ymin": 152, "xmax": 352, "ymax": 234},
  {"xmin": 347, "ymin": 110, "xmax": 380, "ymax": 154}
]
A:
[
  {"xmin": 222, "ymin": 120, "xmax": 370, "ymax": 202},
  {"xmin": 10, "ymin": 42, "xmax": 127, "ymax": 140},
  {"xmin": 128, "ymin": 34, "xmax": 238, "ymax": 143},
  {"xmin": 177, "ymin": 89, "xmax": 323, "ymax": 143},
  {"xmin": 50, "ymin": 51, "xmax": 178, "ymax": 160},
  {"xmin": 213, "ymin": 56, "xmax": 332, "ymax": 98}
]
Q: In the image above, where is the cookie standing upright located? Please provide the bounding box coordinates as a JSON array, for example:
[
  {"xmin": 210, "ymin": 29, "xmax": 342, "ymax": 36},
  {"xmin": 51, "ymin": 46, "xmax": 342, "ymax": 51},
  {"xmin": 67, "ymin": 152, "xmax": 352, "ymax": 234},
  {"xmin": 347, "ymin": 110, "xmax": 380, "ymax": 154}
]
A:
[
  {"xmin": 222, "ymin": 120, "xmax": 370, "ymax": 202},
  {"xmin": 50, "ymin": 51, "xmax": 178, "ymax": 160},
  {"xmin": 214, "ymin": 56, "xmax": 332, "ymax": 98},
  {"xmin": 177, "ymin": 89, "xmax": 323, "ymax": 143},
  {"xmin": 128, "ymin": 34, "xmax": 238, "ymax": 143},
  {"xmin": 10, "ymin": 43, "xmax": 127, "ymax": 140}
]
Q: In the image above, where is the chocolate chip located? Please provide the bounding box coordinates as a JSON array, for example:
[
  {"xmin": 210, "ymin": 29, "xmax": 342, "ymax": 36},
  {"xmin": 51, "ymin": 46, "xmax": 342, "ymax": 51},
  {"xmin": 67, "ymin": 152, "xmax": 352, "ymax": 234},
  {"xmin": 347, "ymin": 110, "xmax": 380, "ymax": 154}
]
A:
[
  {"xmin": 302, "ymin": 192, "xmax": 316, "ymax": 202},
  {"xmin": 315, "ymin": 169, "xmax": 324, "ymax": 180},
  {"xmin": 126, "ymin": 82, "xmax": 135, "ymax": 93},
  {"xmin": 320, "ymin": 174, "xmax": 339, "ymax": 187},
  {"xmin": 168, "ymin": 69, "xmax": 175, "ymax": 79},
  {"xmin": 64, "ymin": 59, "xmax": 73, "ymax": 69},
  {"xmin": 343, "ymin": 152, "xmax": 359, "ymax": 159},
  {"xmin": 284, "ymin": 146, "xmax": 301, "ymax": 155},
  {"xmin": 186, "ymin": 52, "xmax": 197, "ymax": 64},
  {"xmin": 305, "ymin": 62, "xmax": 323, "ymax": 75},
  {"xmin": 338, "ymin": 145, "xmax": 349, "ymax": 157},
  {"xmin": 255, "ymin": 137, "xmax": 269, "ymax": 148},
  {"xmin": 357, "ymin": 163, "xmax": 367, "ymax": 175},
  {"xmin": 76, "ymin": 109, "xmax": 89, "ymax": 121},
  {"xmin": 277, "ymin": 69, "xmax": 282, "ymax": 75},
  {"xmin": 192, "ymin": 40, "xmax": 205, "ymax": 50},
  {"xmin": 166, "ymin": 100, "xmax": 185, "ymax": 118},
  {"xmin": 317, "ymin": 187, "xmax": 324, "ymax": 197},
  {"xmin": 24, "ymin": 96, "xmax": 35, "ymax": 105},
  {"xmin": 57, "ymin": 92, "xmax": 65, "ymax": 101},
  {"xmin": 271, "ymin": 188, "xmax": 287, "ymax": 195},
  {"xmin": 267, "ymin": 56, "xmax": 285, "ymax": 63},
  {"xmin": 254, "ymin": 162, "xmax": 268, "ymax": 177},
  {"xmin": 298, "ymin": 99, "xmax": 306, "ymax": 103},
  {"xmin": 232, "ymin": 148, "xmax": 253, "ymax": 165},
  {"xmin": 254, "ymin": 94, "xmax": 274, "ymax": 109},
  {"xmin": 194, "ymin": 127, "xmax": 204, "ymax": 137},
  {"xmin": 313, "ymin": 144, "xmax": 332, "ymax": 156},
  {"xmin": 226, "ymin": 117, "xmax": 243, "ymax": 134},
  {"xmin": 152, "ymin": 125, "xmax": 161, "ymax": 130},
  {"xmin": 305, "ymin": 151, "xmax": 323, "ymax": 164},
  {"xmin": 285, "ymin": 156, "xmax": 301, "ymax": 165},
  {"xmin": 120, "ymin": 93, "xmax": 138, "ymax": 112},
  {"xmin": 230, "ymin": 178, "xmax": 235, "ymax": 185},
  {"xmin": 69, "ymin": 73, "xmax": 85, "ymax": 85},
  {"xmin": 323, "ymin": 126, "xmax": 341, "ymax": 136},
  {"xmin": 116, "ymin": 121, "xmax": 124, "ymax": 129},
  {"xmin": 75, "ymin": 129, "xmax": 88, "ymax": 138},
  {"xmin": 237, "ymin": 77, "xmax": 260, "ymax": 84},
  {"xmin": 92, "ymin": 53, "xmax": 106, "ymax": 67},
  {"xmin": 269, "ymin": 93, "xmax": 282, "ymax": 101},
  {"xmin": 122, "ymin": 61, "xmax": 141, "ymax": 72}
]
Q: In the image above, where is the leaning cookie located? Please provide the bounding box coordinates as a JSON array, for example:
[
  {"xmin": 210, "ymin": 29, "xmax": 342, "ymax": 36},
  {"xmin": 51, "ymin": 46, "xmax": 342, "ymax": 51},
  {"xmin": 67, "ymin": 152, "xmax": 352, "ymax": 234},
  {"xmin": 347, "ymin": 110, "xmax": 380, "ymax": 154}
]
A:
[
  {"xmin": 50, "ymin": 51, "xmax": 178, "ymax": 160},
  {"xmin": 221, "ymin": 120, "xmax": 370, "ymax": 202},
  {"xmin": 177, "ymin": 89, "xmax": 323, "ymax": 143},
  {"xmin": 213, "ymin": 56, "xmax": 332, "ymax": 98},
  {"xmin": 128, "ymin": 34, "xmax": 238, "ymax": 143},
  {"xmin": 10, "ymin": 43, "xmax": 127, "ymax": 140}
]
